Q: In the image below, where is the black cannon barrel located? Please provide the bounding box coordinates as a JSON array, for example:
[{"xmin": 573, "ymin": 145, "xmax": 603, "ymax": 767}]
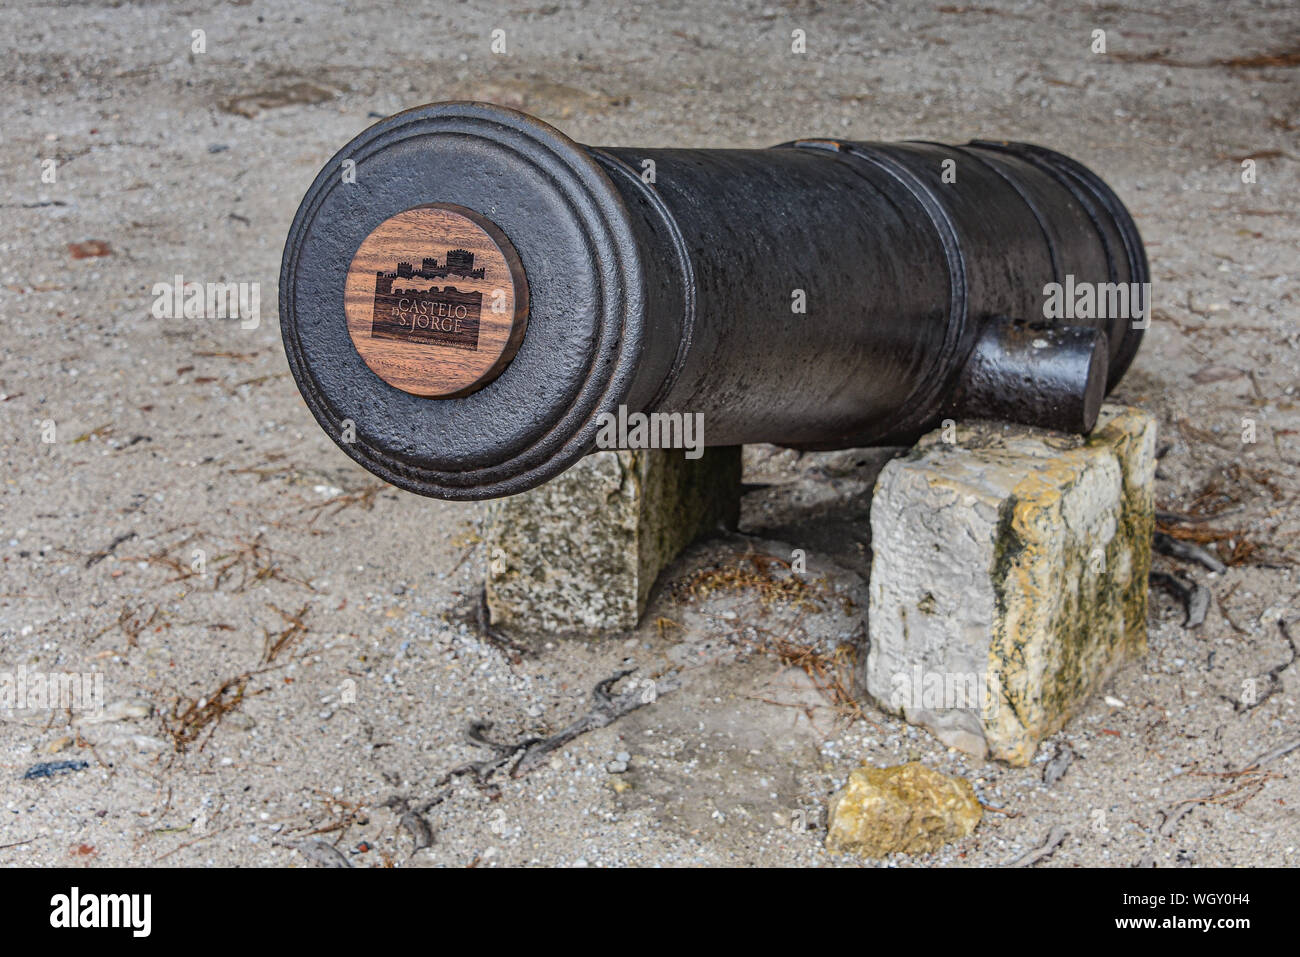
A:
[{"xmin": 280, "ymin": 102, "xmax": 1148, "ymax": 500}]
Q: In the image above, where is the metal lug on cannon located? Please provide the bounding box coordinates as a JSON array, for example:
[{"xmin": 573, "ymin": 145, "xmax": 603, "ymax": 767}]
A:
[{"xmin": 947, "ymin": 316, "xmax": 1110, "ymax": 435}]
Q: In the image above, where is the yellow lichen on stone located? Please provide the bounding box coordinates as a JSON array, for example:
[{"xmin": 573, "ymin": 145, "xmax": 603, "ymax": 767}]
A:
[
  {"xmin": 866, "ymin": 404, "xmax": 1157, "ymax": 766},
  {"xmin": 986, "ymin": 444, "xmax": 1125, "ymax": 764},
  {"xmin": 1089, "ymin": 406, "xmax": 1158, "ymax": 654},
  {"xmin": 826, "ymin": 762, "xmax": 982, "ymax": 858},
  {"xmin": 984, "ymin": 409, "xmax": 1156, "ymax": 765}
]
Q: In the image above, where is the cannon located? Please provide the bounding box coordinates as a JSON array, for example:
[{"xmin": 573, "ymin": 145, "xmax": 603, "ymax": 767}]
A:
[{"xmin": 279, "ymin": 102, "xmax": 1148, "ymax": 500}]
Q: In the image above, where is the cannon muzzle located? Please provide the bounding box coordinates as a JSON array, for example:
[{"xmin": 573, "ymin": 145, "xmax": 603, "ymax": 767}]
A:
[{"xmin": 280, "ymin": 102, "xmax": 1148, "ymax": 500}]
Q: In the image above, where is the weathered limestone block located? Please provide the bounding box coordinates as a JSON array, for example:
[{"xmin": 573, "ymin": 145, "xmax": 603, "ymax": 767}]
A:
[
  {"xmin": 484, "ymin": 448, "xmax": 741, "ymax": 636},
  {"xmin": 826, "ymin": 762, "xmax": 982, "ymax": 857},
  {"xmin": 864, "ymin": 405, "xmax": 1156, "ymax": 765}
]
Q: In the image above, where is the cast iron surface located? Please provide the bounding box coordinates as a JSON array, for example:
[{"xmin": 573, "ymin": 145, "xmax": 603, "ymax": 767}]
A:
[{"xmin": 280, "ymin": 102, "xmax": 1149, "ymax": 500}]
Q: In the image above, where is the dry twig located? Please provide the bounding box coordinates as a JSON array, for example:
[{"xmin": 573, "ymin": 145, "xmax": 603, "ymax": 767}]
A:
[{"xmin": 1006, "ymin": 826, "xmax": 1068, "ymax": 867}]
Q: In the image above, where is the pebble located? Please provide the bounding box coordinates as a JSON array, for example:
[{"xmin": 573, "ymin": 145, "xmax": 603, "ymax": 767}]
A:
[
  {"xmin": 74, "ymin": 699, "xmax": 152, "ymax": 726},
  {"xmin": 225, "ymin": 712, "xmax": 256, "ymax": 731}
]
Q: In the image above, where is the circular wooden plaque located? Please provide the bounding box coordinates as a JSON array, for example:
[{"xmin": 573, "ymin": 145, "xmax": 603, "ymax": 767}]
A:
[{"xmin": 344, "ymin": 204, "xmax": 529, "ymax": 397}]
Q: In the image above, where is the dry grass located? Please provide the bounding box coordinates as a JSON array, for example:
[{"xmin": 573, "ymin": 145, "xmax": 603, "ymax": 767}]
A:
[
  {"xmin": 1157, "ymin": 519, "xmax": 1263, "ymax": 567},
  {"xmin": 1158, "ymin": 462, "xmax": 1293, "ymax": 567},
  {"xmin": 1106, "ymin": 43, "xmax": 1300, "ymax": 70},
  {"xmin": 300, "ymin": 482, "xmax": 385, "ymax": 525},
  {"xmin": 674, "ymin": 552, "xmax": 833, "ymax": 612},
  {"xmin": 764, "ymin": 628, "xmax": 872, "ymax": 727},
  {"xmin": 674, "ymin": 552, "xmax": 865, "ymax": 724},
  {"xmin": 262, "ymin": 603, "xmax": 311, "ymax": 664},
  {"xmin": 212, "ymin": 535, "xmax": 316, "ymax": 592},
  {"xmin": 1180, "ymin": 768, "xmax": 1281, "ymax": 810},
  {"xmin": 90, "ymin": 601, "xmax": 160, "ymax": 647},
  {"xmin": 1219, "ymin": 47, "xmax": 1300, "ymax": 69},
  {"xmin": 161, "ymin": 670, "xmax": 268, "ymax": 754},
  {"xmin": 296, "ymin": 791, "xmax": 371, "ymax": 842},
  {"xmin": 116, "ymin": 531, "xmax": 202, "ymax": 583},
  {"xmin": 228, "ymin": 452, "xmax": 297, "ymax": 481}
]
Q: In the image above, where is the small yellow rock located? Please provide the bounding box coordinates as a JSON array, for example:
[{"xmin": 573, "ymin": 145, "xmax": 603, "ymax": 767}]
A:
[
  {"xmin": 46, "ymin": 736, "xmax": 72, "ymax": 754},
  {"xmin": 826, "ymin": 762, "xmax": 982, "ymax": 858},
  {"xmin": 609, "ymin": 777, "xmax": 630, "ymax": 794}
]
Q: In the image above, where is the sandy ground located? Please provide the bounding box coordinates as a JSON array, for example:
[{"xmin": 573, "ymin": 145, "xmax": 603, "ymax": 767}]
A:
[{"xmin": 1, "ymin": 0, "xmax": 1297, "ymax": 868}]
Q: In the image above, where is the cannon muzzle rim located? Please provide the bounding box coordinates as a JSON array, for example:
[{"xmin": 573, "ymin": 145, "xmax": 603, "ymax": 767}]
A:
[{"xmin": 279, "ymin": 101, "xmax": 651, "ymax": 500}]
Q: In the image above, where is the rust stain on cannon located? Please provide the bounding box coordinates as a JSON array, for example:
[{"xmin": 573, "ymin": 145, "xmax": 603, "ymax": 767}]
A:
[{"xmin": 280, "ymin": 102, "xmax": 1149, "ymax": 501}]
